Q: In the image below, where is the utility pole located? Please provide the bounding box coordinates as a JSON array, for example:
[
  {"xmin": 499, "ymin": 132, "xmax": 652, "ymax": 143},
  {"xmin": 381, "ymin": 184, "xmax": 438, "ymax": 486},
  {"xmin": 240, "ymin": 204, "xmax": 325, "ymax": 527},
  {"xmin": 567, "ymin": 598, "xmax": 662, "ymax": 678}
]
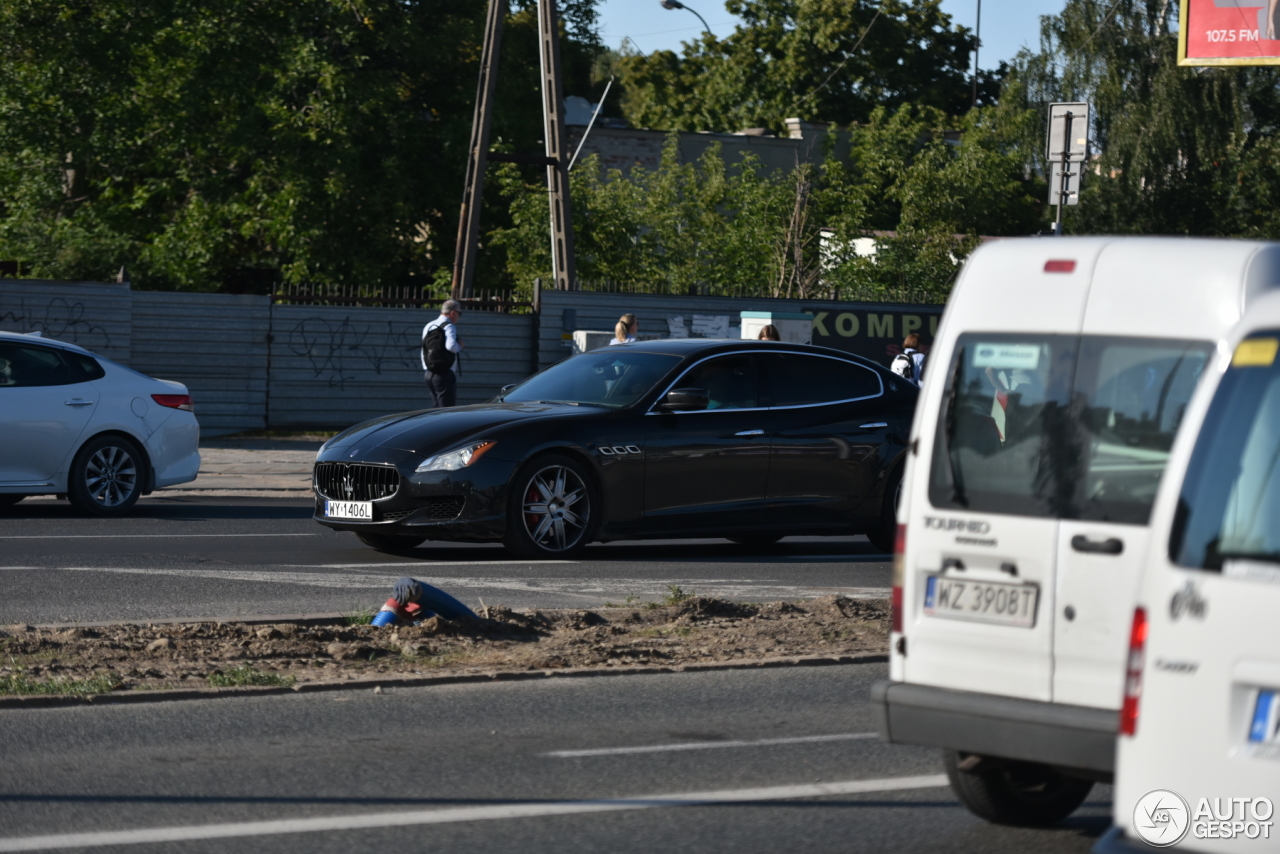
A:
[
  {"xmin": 538, "ymin": 0, "xmax": 577, "ymax": 291},
  {"xmin": 971, "ymin": 0, "xmax": 981, "ymax": 107},
  {"xmin": 451, "ymin": 0, "xmax": 507, "ymax": 300}
]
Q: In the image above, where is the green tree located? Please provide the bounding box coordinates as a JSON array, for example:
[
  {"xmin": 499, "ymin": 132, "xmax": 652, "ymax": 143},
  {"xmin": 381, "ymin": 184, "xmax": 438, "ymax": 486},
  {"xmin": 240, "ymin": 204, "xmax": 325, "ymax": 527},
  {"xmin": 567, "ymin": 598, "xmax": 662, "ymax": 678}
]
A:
[
  {"xmin": 494, "ymin": 103, "xmax": 1044, "ymax": 303},
  {"xmin": 0, "ymin": 0, "xmax": 604, "ymax": 291},
  {"xmin": 1003, "ymin": 0, "xmax": 1280, "ymax": 238},
  {"xmin": 616, "ymin": 0, "xmax": 990, "ymax": 135}
]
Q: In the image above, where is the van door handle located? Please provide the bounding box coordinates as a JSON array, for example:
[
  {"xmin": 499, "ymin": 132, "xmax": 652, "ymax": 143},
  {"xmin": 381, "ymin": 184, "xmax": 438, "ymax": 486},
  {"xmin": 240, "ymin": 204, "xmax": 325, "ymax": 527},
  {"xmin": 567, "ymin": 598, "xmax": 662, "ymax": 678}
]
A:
[
  {"xmin": 859, "ymin": 422, "xmax": 888, "ymax": 430},
  {"xmin": 64, "ymin": 399, "xmax": 94, "ymax": 406},
  {"xmin": 735, "ymin": 429, "xmax": 764, "ymax": 436},
  {"xmin": 1071, "ymin": 535, "xmax": 1124, "ymax": 555}
]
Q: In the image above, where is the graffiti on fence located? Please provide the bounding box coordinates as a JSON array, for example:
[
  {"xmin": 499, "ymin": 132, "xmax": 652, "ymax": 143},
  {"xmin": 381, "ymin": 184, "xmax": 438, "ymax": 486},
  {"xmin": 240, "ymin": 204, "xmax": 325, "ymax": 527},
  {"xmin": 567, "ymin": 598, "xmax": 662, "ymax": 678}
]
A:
[
  {"xmin": 286, "ymin": 316, "xmax": 419, "ymax": 389},
  {"xmin": 0, "ymin": 296, "xmax": 113, "ymax": 349}
]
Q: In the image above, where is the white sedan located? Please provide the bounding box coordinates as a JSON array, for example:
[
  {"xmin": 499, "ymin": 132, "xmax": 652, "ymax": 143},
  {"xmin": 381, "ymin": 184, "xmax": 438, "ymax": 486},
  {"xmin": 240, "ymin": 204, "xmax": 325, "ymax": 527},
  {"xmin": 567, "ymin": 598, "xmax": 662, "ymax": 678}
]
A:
[{"xmin": 0, "ymin": 330, "xmax": 200, "ymax": 516}]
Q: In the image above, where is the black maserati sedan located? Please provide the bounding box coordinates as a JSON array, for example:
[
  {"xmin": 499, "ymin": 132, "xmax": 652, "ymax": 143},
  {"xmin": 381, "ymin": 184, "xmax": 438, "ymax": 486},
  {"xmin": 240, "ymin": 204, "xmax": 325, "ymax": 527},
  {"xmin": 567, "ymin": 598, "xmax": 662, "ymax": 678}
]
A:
[{"xmin": 313, "ymin": 339, "xmax": 917, "ymax": 558}]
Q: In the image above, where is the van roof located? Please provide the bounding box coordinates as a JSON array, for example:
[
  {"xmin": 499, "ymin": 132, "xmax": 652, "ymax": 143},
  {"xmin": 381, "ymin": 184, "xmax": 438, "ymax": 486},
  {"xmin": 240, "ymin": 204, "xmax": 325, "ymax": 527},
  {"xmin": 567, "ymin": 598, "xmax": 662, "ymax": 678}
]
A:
[{"xmin": 947, "ymin": 236, "xmax": 1280, "ymax": 341}]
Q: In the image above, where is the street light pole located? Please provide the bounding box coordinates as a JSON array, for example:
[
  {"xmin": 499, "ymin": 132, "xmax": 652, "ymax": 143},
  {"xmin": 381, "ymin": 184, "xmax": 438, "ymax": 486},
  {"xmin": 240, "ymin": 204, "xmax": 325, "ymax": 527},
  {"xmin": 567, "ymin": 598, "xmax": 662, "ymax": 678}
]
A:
[
  {"xmin": 971, "ymin": 0, "xmax": 982, "ymax": 107},
  {"xmin": 659, "ymin": 0, "xmax": 712, "ymax": 37}
]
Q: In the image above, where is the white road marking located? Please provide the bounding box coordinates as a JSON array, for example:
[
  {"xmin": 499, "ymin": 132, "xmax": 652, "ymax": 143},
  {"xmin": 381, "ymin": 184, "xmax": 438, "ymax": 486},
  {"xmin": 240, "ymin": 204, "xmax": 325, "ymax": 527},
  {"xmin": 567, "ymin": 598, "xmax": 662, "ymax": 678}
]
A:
[
  {"xmin": 0, "ymin": 534, "xmax": 316, "ymax": 540},
  {"xmin": 545, "ymin": 732, "xmax": 879, "ymax": 757},
  {"xmin": 0, "ymin": 566, "xmax": 889, "ymax": 602},
  {"xmin": 0, "ymin": 775, "xmax": 949, "ymax": 851}
]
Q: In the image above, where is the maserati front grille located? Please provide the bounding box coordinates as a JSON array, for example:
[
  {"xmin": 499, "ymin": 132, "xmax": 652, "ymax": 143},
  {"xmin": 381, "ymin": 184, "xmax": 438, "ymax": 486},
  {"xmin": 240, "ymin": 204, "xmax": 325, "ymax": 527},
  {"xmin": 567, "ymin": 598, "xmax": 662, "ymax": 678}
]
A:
[{"xmin": 314, "ymin": 463, "xmax": 400, "ymax": 502}]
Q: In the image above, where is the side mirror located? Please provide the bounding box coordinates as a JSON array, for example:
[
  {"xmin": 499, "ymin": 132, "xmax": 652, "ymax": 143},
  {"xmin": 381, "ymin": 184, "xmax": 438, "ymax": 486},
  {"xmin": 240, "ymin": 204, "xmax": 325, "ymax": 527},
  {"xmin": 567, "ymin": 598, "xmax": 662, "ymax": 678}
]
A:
[{"xmin": 659, "ymin": 387, "xmax": 709, "ymax": 411}]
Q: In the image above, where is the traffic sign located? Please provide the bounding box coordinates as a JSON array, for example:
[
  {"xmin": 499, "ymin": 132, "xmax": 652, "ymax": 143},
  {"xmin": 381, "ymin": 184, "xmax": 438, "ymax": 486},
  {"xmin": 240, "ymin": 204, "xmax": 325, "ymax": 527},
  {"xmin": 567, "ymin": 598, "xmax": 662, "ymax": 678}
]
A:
[{"xmin": 1047, "ymin": 102, "xmax": 1089, "ymax": 161}]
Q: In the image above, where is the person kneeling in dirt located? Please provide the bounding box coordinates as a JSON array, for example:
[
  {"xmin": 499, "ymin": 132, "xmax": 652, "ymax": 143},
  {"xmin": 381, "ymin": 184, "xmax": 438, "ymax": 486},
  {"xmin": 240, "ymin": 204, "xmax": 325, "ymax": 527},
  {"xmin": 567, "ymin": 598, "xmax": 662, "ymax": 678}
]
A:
[{"xmin": 373, "ymin": 577, "xmax": 478, "ymax": 627}]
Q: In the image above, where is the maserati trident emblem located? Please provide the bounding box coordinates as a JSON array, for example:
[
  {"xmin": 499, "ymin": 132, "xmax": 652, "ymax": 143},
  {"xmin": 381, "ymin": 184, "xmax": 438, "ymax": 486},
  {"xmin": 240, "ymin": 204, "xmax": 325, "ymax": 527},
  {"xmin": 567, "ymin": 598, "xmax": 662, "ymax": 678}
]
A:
[{"xmin": 342, "ymin": 467, "xmax": 355, "ymax": 498}]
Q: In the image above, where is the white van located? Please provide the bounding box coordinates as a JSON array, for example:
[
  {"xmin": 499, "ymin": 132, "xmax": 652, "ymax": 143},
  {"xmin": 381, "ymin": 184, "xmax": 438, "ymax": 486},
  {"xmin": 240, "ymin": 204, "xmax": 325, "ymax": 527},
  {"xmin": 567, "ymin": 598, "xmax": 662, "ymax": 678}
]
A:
[
  {"xmin": 872, "ymin": 236, "xmax": 1280, "ymax": 826},
  {"xmin": 1098, "ymin": 292, "xmax": 1280, "ymax": 853}
]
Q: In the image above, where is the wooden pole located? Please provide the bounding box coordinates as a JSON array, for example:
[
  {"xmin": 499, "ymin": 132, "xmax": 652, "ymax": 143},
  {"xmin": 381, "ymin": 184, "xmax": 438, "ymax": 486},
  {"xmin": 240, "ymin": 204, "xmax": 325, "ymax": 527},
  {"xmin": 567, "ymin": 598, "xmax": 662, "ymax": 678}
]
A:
[
  {"xmin": 451, "ymin": 0, "xmax": 507, "ymax": 300},
  {"xmin": 538, "ymin": 0, "xmax": 577, "ymax": 290}
]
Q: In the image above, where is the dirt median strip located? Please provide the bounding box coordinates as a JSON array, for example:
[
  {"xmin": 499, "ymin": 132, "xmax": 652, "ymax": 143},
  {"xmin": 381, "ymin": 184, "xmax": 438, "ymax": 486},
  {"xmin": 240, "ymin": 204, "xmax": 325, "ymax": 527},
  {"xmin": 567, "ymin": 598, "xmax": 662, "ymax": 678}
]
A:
[{"xmin": 0, "ymin": 594, "xmax": 889, "ymax": 709}]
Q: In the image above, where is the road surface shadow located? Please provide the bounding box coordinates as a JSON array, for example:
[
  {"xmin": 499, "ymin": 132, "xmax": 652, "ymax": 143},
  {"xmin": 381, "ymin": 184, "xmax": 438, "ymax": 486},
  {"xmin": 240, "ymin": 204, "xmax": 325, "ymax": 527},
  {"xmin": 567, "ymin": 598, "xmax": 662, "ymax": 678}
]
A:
[{"xmin": 0, "ymin": 496, "xmax": 313, "ymax": 522}]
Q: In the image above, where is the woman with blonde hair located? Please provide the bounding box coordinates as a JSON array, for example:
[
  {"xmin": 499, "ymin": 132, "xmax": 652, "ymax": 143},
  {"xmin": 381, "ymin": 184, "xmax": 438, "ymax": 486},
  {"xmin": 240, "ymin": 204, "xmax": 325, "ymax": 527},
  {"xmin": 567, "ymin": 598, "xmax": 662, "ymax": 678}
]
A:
[{"xmin": 612, "ymin": 313, "xmax": 638, "ymax": 345}]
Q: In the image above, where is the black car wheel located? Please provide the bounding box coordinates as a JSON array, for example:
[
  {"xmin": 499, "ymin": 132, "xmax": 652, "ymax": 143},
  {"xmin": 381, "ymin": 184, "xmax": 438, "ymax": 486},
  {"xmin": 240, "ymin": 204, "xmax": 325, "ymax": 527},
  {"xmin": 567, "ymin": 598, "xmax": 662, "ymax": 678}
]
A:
[
  {"xmin": 943, "ymin": 750, "xmax": 1093, "ymax": 826},
  {"xmin": 356, "ymin": 532, "xmax": 426, "ymax": 552},
  {"xmin": 68, "ymin": 435, "xmax": 143, "ymax": 517},
  {"xmin": 505, "ymin": 453, "xmax": 595, "ymax": 559},
  {"xmin": 0, "ymin": 494, "xmax": 26, "ymax": 509},
  {"xmin": 866, "ymin": 465, "xmax": 903, "ymax": 554}
]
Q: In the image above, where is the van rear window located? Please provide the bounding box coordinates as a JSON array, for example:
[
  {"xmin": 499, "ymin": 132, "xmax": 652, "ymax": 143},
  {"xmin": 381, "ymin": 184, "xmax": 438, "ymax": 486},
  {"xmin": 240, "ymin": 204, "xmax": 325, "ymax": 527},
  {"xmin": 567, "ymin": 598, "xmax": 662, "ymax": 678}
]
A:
[
  {"xmin": 931, "ymin": 333, "xmax": 1210, "ymax": 523},
  {"xmin": 1171, "ymin": 333, "xmax": 1280, "ymax": 571}
]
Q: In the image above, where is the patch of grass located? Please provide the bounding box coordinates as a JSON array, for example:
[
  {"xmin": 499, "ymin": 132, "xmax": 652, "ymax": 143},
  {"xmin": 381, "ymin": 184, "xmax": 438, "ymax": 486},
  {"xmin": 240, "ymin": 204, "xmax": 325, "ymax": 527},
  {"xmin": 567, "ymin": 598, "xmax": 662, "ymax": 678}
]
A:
[
  {"xmin": 662, "ymin": 584, "xmax": 692, "ymax": 605},
  {"xmin": 603, "ymin": 594, "xmax": 641, "ymax": 608},
  {"xmin": 344, "ymin": 606, "xmax": 377, "ymax": 626},
  {"xmin": 0, "ymin": 671, "xmax": 122, "ymax": 696},
  {"xmin": 207, "ymin": 667, "xmax": 296, "ymax": 688}
]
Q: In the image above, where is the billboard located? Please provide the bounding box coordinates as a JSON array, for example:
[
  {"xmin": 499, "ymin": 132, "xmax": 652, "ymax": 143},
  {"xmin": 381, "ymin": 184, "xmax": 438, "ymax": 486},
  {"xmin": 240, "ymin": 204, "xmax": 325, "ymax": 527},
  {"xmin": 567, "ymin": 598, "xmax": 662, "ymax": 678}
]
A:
[
  {"xmin": 803, "ymin": 306, "xmax": 944, "ymax": 368},
  {"xmin": 1180, "ymin": 0, "xmax": 1280, "ymax": 65}
]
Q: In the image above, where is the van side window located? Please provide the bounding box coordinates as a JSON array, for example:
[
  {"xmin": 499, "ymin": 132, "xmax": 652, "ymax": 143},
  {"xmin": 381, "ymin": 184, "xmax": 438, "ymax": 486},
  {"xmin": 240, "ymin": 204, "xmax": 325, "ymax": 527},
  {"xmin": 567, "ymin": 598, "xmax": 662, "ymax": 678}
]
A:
[
  {"xmin": 929, "ymin": 335, "xmax": 1077, "ymax": 517},
  {"xmin": 931, "ymin": 333, "xmax": 1212, "ymax": 523},
  {"xmin": 1073, "ymin": 338, "xmax": 1210, "ymax": 524},
  {"xmin": 1171, "ymin": 333, "xmax": 1280, "ymax": 571}
]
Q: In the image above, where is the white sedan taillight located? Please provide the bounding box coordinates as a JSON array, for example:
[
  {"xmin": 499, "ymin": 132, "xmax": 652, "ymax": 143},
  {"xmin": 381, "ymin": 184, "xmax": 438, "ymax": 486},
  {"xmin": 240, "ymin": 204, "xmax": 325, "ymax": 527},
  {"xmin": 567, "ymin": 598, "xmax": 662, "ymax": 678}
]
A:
[
  {"xmin": 1120, "ymin": 607, "xmax": 1148, "ymax": 736},
  {"xmin": 152, "ymin": 394, "xmax": 194, "ymax": 412}
]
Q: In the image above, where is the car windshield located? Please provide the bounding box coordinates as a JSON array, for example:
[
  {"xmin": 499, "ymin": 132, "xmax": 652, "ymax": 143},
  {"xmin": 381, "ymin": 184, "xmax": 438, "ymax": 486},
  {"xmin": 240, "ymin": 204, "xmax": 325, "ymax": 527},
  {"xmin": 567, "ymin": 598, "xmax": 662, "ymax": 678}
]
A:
[
  {"xmin": 501, "ymin": 351, "xmax": 681, "ymax": 408},
  {"xmin": 1171, "ymin": 333, "xmax": 1280, "ymax": 571}
]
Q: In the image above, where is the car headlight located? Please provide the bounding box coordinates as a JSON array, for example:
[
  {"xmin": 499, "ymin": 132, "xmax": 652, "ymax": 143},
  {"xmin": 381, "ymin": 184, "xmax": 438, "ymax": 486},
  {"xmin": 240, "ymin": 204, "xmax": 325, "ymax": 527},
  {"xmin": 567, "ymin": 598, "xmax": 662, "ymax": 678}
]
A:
[{"xmin": 416, "ymin": 441, "xmax": 497, "ymax": 473}]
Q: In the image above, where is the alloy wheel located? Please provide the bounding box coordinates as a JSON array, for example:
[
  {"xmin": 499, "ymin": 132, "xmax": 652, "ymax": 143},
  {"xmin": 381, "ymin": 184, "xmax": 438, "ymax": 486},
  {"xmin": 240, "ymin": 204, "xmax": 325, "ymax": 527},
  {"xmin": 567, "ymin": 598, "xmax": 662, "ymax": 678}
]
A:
[
  {"xmin": 521, "ymin": 464, "xmax": 590, "ymax": 553},
  {"xmin": 84, "ymin": 445, "xmax": 138, "ymax": 507}
]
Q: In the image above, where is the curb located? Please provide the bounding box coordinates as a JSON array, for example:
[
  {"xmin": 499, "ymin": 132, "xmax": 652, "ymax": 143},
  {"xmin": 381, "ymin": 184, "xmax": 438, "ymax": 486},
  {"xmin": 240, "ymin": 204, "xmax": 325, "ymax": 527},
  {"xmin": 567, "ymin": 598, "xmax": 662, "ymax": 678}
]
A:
[{"xmin": 0, "ymin": 654, "xmax": 889, "ymax": 710}]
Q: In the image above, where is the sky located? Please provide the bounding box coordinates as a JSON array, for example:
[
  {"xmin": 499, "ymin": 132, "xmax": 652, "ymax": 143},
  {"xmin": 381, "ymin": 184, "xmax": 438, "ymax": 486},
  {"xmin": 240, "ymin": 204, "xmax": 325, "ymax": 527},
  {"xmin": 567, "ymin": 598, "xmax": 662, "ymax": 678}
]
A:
[{"xmin": 595, "ymin": 0, "xmax": 1068, "ymax": 71}]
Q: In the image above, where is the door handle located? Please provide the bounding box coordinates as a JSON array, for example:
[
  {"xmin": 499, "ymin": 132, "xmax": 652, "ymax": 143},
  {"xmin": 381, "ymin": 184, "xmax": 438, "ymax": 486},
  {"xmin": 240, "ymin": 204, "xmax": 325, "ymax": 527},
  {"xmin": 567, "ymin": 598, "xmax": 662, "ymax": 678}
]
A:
[
  {"xmin": 734, "ymin": 429, "xmax": 765, "ymax": 436},
  {"xmin": 1071, "ymin": 535, "xmax": 1124, "ymax": 555},
  {"xmin": 64, "ymin": 399, "xmax": 94, "ymax": 406},
  {"xmin": 858, "ymin": 422, "xmax": 888, "ymax": 429}
]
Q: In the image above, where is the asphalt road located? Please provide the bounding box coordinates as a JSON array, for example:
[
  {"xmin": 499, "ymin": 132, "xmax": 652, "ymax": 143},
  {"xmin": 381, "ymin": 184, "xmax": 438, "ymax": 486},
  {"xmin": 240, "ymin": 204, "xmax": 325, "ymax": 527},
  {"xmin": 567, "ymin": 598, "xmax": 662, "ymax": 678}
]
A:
[
  {"xmin": 0, "ymin": 496, "xmax": 892, "ymax": 625},
  {"xmin": 0, "ymin": 664, "xmax": 1112, "ymax": 854}
]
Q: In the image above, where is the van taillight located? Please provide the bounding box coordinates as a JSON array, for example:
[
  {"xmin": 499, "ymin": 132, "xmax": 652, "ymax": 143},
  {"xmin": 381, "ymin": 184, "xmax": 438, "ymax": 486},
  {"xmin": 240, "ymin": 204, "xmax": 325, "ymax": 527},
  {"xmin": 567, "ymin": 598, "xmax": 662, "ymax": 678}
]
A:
[
  {"xmin": 152, "ymin": 394, "xmax": 194, "ymax": 412},
  {"xmin": 891, "ymin": 524, "xmax": 906, "ymax": 633},
  {"xmin": 1044, "ymin": 259, "xmax": 1076, "ymax": 273},
  {"xmin": 1120, "ymin": 607, "xmax": 1148, "ymax": 736}
]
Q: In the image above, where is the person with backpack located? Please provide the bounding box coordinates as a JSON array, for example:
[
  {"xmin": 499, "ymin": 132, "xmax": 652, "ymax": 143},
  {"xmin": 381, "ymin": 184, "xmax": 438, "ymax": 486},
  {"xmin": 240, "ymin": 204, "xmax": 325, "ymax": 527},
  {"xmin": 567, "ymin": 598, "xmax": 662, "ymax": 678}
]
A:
[
  {"xmin": 422, "ymin": 299, "xmax": 464, "ymax": 407},
  {"xmin": 890, "ymin": 332, "xmax": 926, "ymax": 386}
]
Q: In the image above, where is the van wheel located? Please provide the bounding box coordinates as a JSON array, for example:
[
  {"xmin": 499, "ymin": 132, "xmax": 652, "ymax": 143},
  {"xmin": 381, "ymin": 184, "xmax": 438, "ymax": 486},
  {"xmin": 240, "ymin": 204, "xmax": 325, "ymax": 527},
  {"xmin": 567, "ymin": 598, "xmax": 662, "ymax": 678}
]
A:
[
  {"xmin": 943, "ymin": 750, "xmax": 1093, "ymax": 827},
  {"xmin": 355, "ymin": 532, "xmax": 426, "ymax": 552},
  {"xmin": 865, "ymin": 466, "xmax": 903, "ymax": 554}
]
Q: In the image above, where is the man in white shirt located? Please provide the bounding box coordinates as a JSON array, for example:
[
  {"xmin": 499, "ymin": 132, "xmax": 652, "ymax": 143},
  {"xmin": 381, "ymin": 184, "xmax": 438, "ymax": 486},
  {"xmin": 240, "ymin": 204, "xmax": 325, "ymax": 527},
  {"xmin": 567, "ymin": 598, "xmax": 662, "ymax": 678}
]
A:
[{"xmin": 422, "ymin": 299, "xmax": 464, "ymax": 407}]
